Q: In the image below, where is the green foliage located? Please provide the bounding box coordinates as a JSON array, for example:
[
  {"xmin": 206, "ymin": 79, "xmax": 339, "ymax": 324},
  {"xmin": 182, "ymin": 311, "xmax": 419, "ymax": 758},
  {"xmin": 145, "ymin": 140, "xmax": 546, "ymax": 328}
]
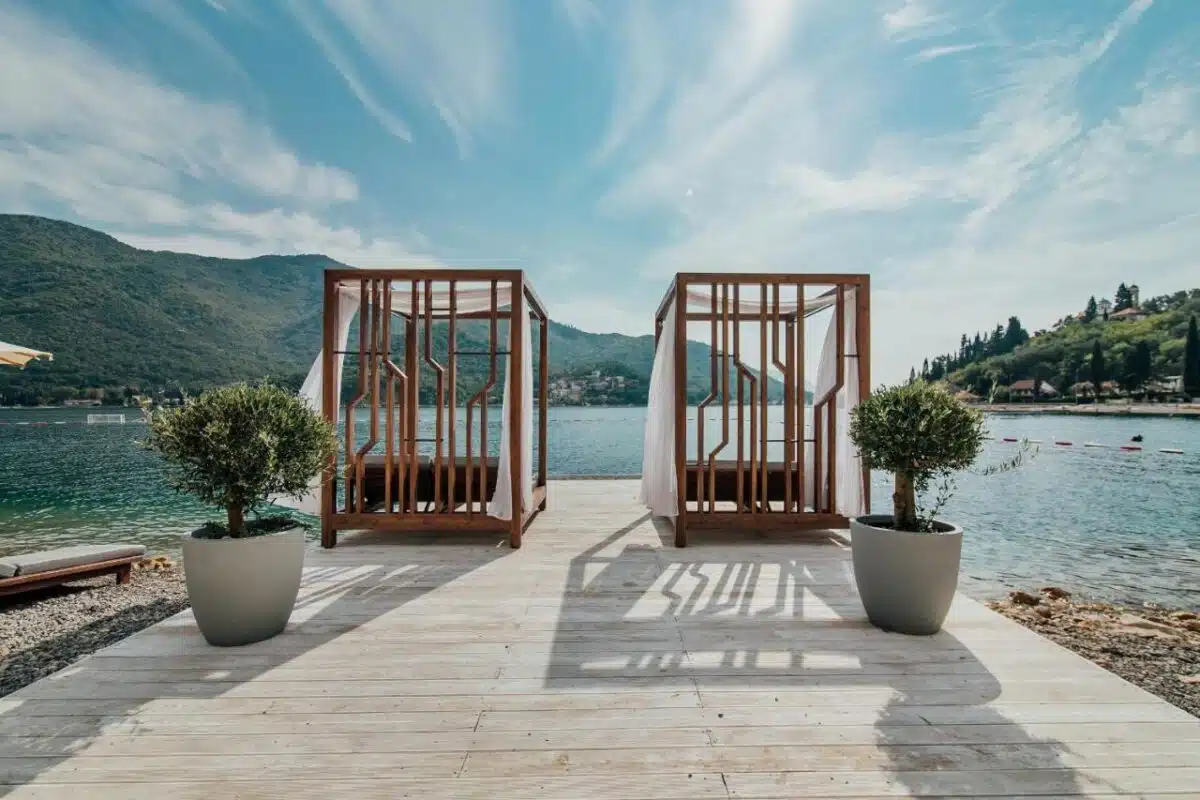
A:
[
  {"xmin": 0, "ymin": 215, "xmax": 784, "ymax": 406},
  {"xmin": 143, "ymin": 383, "xmax": 336, "ymax": 537},
  {"xmin": 849, "ymin": 381, "xmax": 987, "ymax": 532},
  {"xmin": 928, "ymin": 288, "xmax": 1200, "ymax": 399}
]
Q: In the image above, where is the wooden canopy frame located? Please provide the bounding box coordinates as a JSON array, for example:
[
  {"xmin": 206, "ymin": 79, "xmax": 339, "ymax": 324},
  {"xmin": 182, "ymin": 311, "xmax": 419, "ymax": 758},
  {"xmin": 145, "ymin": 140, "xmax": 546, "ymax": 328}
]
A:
[
  {"xmin": 320, "ymin": 269, "xmax": 549, "ymax": 549},
  {"xmin": 653, "ymin": 273, "xmax": 871, "ymax": 546}
]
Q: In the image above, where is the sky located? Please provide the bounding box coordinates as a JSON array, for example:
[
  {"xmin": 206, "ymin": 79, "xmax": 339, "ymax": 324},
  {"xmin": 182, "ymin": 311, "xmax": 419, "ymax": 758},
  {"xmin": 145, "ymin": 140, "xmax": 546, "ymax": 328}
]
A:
[{"xmin": 1, "ymin": 0, "xmax": 1197, "ymax": 384}]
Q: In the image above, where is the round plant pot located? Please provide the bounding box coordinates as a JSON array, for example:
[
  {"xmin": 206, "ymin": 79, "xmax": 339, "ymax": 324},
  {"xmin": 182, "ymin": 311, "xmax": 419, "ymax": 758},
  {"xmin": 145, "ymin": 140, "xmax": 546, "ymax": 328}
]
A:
[
  {"xmin": 182, "ymin": 528, "xmax": 305, "ymax": 647},
  {"xmin": 850, "ymin": 515, "xmax": 962, "ymax": 636}
]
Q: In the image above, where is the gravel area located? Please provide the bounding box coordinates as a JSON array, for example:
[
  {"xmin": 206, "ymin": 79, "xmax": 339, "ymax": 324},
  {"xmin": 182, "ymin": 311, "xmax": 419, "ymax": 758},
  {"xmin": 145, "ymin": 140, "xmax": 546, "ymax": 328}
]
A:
[
  {"xmin": 0, "ymin": 562, "xmax": 189, "ymax": 697},
  {"xmin": 989, "ymin": 587, "xmax": 1200, "ymax": 718}
]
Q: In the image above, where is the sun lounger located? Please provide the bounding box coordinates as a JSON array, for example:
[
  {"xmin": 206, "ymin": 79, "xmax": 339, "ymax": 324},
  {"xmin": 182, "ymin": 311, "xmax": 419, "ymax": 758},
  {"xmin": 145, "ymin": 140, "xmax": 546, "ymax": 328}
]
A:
[{"xmin": 0, "ymin": 544, "xmax": 147, "ymax": 597}]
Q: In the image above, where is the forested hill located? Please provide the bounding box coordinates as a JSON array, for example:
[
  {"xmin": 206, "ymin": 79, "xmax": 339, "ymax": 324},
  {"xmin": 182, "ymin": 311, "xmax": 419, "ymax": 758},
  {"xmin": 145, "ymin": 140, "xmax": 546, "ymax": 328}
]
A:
[
  {"xmin": 0, "ymin": 214, "xmax": 784, "ymax": 406},
  {"xmin": 914, "ymin": 283, "xmax": 1200, "ymax": 398}
]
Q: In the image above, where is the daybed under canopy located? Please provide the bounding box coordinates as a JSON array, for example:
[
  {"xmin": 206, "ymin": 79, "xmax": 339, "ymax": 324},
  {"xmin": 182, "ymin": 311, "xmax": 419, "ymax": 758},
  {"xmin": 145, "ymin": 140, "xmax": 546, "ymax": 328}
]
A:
[
  {"xmin": 283, "ymin": 268, "xmax": 549, "ymax": 549},
  {"xmin": 640, "ymin": 273, "xmax": 870, "ymax": 546}
]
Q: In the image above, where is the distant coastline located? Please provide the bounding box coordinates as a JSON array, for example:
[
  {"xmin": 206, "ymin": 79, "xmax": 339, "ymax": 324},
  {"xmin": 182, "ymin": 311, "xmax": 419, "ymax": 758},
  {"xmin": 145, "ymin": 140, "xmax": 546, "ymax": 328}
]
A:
[{"xmin": 969, "ymin": 402, "xmax": 1200, "ymax": 418}]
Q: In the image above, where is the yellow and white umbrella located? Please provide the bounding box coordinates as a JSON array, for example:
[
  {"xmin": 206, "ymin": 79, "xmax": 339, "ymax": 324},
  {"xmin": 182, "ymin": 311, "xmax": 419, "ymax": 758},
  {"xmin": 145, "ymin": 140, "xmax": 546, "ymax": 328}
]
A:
[{"xmin": 0, "ymin": 340, "xmax": 53, "ymax": 368}]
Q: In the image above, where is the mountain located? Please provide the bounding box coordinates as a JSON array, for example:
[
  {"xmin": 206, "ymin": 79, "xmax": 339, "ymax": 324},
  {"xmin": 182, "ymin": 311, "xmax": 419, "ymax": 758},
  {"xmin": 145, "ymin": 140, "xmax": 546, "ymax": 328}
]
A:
[
  {"xmin": 0, "ymin": 215, "xmax": 790, "ymax": 405},
  {"xmin": 919, "ymin": 286, "xmax": 1200, "ymax": 398}
]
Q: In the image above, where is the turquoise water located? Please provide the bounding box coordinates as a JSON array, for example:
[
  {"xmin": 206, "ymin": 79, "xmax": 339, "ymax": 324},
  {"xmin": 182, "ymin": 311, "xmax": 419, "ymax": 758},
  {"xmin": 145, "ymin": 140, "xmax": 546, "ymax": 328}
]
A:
[{"xmin": 1, "ymin": 406, "xmax": 1196, "ymax": 608}]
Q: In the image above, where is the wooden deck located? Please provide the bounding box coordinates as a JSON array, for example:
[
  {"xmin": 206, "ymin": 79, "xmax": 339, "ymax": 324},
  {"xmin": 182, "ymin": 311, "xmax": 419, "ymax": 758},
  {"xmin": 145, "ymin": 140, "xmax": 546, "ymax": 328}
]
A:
[{"xmin": 1, "ymin": 479, "xmax": 1197, "ymax": 798}]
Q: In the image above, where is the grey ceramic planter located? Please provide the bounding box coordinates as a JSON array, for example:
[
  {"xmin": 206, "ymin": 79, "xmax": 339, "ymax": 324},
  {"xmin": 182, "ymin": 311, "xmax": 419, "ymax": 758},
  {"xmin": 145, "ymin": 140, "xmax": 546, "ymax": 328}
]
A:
[
  {"xmin": 182, "ymin": 528, "xmax": 305, "ymax": 647},
  {"xmin": 850, "ymin": 515, "xmax": 962, "ymax": 636}
]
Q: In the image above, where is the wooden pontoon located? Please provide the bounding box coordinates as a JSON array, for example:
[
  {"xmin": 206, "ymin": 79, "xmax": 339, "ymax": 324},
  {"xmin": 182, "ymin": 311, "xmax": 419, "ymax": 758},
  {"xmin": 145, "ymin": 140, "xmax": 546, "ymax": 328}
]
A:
[
  {"xmin": 645, "ymin": 273, "xmax": 871, "ymax": 546},
  {"xmin": 318, "ymin": 269, "xmax": 549, "ymax": 549}
]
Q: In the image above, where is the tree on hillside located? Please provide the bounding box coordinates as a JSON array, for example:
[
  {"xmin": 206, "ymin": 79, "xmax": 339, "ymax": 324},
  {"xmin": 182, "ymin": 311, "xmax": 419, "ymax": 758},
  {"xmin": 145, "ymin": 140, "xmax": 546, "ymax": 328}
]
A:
[
  {"xmin": 1090, "ymin": 341, "xmax": 1107, "ymax": 398},
  {"xmin": 988, "ymin": 324, "xmax": 1004, "ymax": 354},
  {"xmin": 1084, "ymin": 296, "xmax": 1097, "ymax": 322},
  {"xmin": 1114, "ymin": 283, "xmax": 1134, "ymax": 312},
  {"xmin": 921, "ymin": 358, "xmax": 930, "ymax": 379},
  {"xmin": 908, "ymin": 367, "xmax": 917, "ymax": 385},
  {"xmin": 1184, "ymin": 315, "xmax": 1200, "ymax": 400},
  {"xmin": 1002, "ymin": 317, "xmax": 1029, "ymax": 352},
  {"xmin": 1120, "ymin": 341, "xmax": 1153, "ymax": 395}
]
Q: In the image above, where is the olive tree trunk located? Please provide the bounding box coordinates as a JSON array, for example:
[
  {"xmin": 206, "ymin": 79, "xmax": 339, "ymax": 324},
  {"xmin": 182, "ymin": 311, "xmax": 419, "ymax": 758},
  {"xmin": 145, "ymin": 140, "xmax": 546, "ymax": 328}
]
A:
[
  {"xmin": 226, "ymin": 504, "xmax": 246, "ymax": 537},
  {"xmin": 892, "ymin": 470, "xmax": 919, "ymax": 531}
]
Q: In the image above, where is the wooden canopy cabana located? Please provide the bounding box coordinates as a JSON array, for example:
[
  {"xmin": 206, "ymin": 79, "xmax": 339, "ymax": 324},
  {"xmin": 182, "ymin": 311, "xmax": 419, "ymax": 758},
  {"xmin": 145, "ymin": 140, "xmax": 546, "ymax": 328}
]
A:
[
  {"xmin": 306, "ymin": 269, "xmax": 548, "ymax": 549},
  {"xmin": 641, "ymin": 273, "xmax": 871, "ymax": 546}
]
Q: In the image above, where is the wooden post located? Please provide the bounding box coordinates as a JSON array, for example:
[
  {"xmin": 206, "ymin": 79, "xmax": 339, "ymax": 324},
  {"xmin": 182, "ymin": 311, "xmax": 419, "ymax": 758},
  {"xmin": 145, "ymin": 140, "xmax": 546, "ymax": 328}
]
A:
[
  {"xmin": 538, "ymin": 313, "xmax": 549, "ymax": 510},
  {"xmin": 320, "ymin": 273, "xmax": 338, "ymax": 548},
  {"xmin": 673, "ymin": 276, "xmax": 688, "ymax": 547},
  {"xmin": 509, "ymin": 275, "xmax": 526, "ymax": 548},
  {"xmin": 857, "ymin": 277, "xmax": 871, "ymax": 513}
]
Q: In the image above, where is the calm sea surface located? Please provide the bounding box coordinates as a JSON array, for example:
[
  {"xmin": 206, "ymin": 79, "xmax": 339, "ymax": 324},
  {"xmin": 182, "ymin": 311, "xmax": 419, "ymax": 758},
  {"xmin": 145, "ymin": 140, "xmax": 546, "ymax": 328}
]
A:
[{"xmin": 1, "ymin": 406, "xmax": 1196, "ymax": 609}]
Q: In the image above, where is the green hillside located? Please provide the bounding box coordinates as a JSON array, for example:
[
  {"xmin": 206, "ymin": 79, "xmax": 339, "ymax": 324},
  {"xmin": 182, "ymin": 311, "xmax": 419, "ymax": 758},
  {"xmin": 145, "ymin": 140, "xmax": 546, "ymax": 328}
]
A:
[
  {"xmin": 0, "ymin": 215, "xmax": 787, "ymax": 406},
  {"xmin": 915, "ymin": 284, "xmax": 1200, "ymax": 399}
]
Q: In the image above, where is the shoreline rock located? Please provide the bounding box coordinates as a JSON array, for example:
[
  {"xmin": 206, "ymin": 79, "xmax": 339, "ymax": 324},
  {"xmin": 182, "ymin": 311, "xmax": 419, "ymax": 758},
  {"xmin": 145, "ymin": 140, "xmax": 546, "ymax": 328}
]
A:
[{"xmin": 988, "ymin": 587, "xmax": 1199, "ymax": 718}]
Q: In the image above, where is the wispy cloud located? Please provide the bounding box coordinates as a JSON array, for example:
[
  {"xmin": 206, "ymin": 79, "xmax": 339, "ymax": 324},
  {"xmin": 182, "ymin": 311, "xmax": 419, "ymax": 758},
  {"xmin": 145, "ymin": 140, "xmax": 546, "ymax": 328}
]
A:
[
  {"xmin": 287, "ymin": 0, "xmax": 511, "ymax": 156},
  {"xmin": 881, "ymin": 0, "xmax": 949, "ymax": 42},
  {"xmin": 285, "ymin": 0, "xmax": 413, "ymax": 143},
  {"xmin": 912, "ymin": 42, "xmax": 981, "ymax": 63}
]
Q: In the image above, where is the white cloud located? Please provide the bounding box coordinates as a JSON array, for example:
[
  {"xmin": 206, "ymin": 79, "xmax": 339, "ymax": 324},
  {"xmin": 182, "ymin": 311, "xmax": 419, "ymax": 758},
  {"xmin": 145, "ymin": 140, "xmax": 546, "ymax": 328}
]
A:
[
  {"xmin": 114, "ymin": 207, "xmax": 431, "ymax": 266},
  {"xmin": 0, "ymin": 3, "xmax": 357, "ymax": 209},
  {"xmin": 287, "ymin": 0, "xmax": 511, "ymax": 156}
]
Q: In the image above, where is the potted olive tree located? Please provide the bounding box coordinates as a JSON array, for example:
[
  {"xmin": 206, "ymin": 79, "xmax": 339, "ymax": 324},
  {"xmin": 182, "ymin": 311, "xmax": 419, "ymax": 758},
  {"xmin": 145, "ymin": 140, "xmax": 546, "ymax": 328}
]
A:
[
  {"xmin": 144, "ymin": 383, "xmax": 336, "ymax": 647},
  {"xmin": 848, "ymin": 380, "xmax": 1027, "ymax": 635}
]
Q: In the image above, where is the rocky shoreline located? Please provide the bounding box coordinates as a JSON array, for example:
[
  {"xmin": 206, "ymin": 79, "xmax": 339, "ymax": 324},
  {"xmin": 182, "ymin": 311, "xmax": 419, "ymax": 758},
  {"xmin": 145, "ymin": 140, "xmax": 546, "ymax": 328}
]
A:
[
  {"xmin": 989, "ymin": 587, "xmax": 1200, "ymax": 717},
  {"xmin": 0, "ymin": 558, "xmax": 188, "ymax": 697}
]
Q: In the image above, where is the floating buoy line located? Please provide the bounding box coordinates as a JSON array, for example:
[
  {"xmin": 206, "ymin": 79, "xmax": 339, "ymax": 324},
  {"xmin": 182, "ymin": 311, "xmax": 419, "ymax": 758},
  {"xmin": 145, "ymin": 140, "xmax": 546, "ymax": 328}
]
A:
[{"xmin": 985, "ymin": 436, "xmax": 1187, "ymax": 455}]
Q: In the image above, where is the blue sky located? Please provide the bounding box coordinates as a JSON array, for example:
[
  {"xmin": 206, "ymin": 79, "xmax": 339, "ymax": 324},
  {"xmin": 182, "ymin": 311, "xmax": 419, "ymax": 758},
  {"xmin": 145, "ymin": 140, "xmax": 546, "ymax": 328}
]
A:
[{"xmin": 1, "ymin": 0, "xmax": 1197, "ymax": 383}]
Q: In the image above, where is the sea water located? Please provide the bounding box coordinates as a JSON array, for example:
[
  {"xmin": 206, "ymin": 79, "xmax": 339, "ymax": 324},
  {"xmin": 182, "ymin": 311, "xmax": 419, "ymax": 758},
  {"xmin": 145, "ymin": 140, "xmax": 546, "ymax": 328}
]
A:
[{"xmin": 0, "ymin": 406, "xmax": 1196, "ymax": 608}]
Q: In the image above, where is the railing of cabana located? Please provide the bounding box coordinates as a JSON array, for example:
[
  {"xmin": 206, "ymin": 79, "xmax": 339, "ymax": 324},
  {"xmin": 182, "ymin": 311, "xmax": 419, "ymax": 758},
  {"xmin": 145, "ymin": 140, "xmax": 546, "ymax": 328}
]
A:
[
  {"xmin": 320, "ymin": 269, "xmax": 549, "ymax": 549},
  {"xmin": 653, "ymin": 273, "xmax": 870, "ymax": 545}
]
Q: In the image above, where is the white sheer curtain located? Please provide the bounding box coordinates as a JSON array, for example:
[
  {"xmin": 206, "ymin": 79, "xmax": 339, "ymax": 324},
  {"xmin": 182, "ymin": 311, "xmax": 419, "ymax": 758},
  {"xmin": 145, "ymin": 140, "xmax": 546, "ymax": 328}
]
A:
[
  {"xmin": 279, "ymin": 282, "xmax": 532, "ymax": 520},
  {"xmin": 640, "ymin": 303, "xmax": 678, "ymax": 517},
  {"xmin": 809, "ymin": 289, "xmax": 865, "ymax": 518},
  {"xmin": 488, "ymin": 306, "xmax": 534, "ymax": 520}
]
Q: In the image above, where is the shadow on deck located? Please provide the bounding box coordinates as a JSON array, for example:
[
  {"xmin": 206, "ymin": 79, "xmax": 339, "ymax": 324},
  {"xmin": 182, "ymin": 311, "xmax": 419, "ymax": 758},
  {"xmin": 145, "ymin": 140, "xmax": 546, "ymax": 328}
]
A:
[{"xmin": 545, "ymin": 512, "xmax": 1090, "ymax": 796}]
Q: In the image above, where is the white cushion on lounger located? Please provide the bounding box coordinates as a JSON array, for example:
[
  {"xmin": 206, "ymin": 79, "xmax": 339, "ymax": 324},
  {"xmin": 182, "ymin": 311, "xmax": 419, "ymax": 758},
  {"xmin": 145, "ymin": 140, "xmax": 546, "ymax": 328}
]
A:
[{"xmin": 0, "ymin": 544, "xmax": 147, "ymax": 578}]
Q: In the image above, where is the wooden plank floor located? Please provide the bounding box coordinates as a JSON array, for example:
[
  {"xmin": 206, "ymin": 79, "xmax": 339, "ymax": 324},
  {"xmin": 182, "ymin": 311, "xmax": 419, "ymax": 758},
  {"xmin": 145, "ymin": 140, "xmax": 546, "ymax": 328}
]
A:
[{"xmin": 1, "ymin": 479, "xmax": 1197, "ymax": 798}]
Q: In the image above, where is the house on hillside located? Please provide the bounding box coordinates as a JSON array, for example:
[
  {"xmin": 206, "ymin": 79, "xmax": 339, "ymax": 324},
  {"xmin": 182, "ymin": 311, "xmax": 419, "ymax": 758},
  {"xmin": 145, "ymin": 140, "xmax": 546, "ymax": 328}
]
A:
[
  {"xmin": 1009, "ymin": 379, "xmax": 1058, "ymax": 400},
  {"xmin": 1109, "ymin": 307, "xmax": 1146, "ymax": 322}
]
